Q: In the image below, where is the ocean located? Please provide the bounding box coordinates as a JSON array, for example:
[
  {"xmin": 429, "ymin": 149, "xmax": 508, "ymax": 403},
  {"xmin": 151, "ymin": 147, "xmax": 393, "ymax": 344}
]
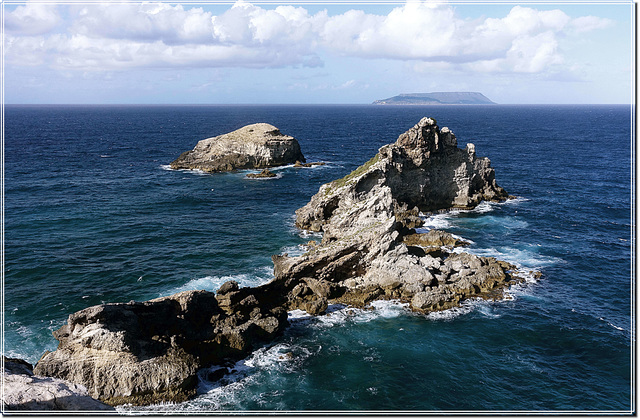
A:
[{"xmin": 4, "ymin": 104, "xmax": 633, "ymax": 413}]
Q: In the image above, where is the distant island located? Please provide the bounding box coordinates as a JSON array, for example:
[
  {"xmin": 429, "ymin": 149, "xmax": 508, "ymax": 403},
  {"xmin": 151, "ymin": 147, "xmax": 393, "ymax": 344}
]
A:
[{"xmin": 373, "ymin": 92, "xmax": 495, "ymax": 105}]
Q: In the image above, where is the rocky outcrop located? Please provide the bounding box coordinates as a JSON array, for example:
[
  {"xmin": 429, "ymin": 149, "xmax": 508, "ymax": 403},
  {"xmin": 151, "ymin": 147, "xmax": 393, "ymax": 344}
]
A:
[
  {"xmin": 170, "ymin": 123, "xmax": 305, "ymax": 172},
  {"xmin": 3, "ymin": 356, "xmax": 114, "ymax": 411},
  {"xmin": 296, "ymin": 117, "xmax": 507, "ymax": 233},
  {"xmin": 273, "ymin": 117, "xmax": 517, "ymax": 313},
  {"xmin": 35, "ymin": 117, "xmax": 526, "ymax": 408},
  {"xmin": 33, "ymin": 289, "xmax": 288, "ymax": 406}
]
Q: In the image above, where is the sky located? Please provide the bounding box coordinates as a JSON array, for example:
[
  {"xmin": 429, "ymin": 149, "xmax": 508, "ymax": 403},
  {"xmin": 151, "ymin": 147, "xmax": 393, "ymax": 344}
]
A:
[{"xmin": 3, "ymin": 0, "xmax": 635, "ymax": 104}]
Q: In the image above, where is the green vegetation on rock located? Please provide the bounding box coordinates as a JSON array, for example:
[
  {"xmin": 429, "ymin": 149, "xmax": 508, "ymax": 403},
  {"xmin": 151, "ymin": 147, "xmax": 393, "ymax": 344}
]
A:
[{"xmin": 325, "ymin": 153, "xmax": 380, "ymax": 196}]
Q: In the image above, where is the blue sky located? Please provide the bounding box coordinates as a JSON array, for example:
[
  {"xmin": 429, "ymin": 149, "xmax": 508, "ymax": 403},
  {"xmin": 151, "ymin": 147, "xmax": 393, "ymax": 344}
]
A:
[{"xmin": 3, "ymin": 1, "xmax": 634, "ymax": 104}]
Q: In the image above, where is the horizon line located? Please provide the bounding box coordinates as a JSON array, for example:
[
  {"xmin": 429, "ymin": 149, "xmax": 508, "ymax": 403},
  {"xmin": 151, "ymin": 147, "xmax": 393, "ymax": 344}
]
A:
[{"xmin": 3, "ymin": 103, "xmax": 633, "ymax": 106}]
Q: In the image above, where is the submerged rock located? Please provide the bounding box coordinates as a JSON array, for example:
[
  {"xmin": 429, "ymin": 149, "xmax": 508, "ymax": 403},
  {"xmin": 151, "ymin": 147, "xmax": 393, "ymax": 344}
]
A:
[
  {"xmin": 293, "ymin": 161, "xmax": 326, "ymax": 168},
  {"xmin": 247, "ymin": 169, "xmax": 277, "ymax": 178},
  {"xmin": 170, "ymin": 123, "xmax": 305, "ymax": 172},
  {"xmin": 3, "ymin": 356, "xmax": 114, "ymax": 411}
]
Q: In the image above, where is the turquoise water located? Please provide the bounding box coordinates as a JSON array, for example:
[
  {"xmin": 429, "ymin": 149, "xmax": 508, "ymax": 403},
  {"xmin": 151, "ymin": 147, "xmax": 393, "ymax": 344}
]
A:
[{"xmin": 4, "ymin": 105, "xmax": 633, "ymax": 412}]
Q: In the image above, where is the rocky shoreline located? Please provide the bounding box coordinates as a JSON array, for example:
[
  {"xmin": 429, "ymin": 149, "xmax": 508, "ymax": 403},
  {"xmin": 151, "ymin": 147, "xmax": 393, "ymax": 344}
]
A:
[{"xmin": 24, "ymin": 117, "xmax": 534, "ymax": 409}]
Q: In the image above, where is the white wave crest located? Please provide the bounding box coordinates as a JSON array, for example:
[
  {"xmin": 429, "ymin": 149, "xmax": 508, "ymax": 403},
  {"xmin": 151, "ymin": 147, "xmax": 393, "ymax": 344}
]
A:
[
  {"xmin": 505, "ymin": 196, "xmax": 530, "ymax": 205},
  {"xmin": 288, "ymin": 300, "xmax": 411, "ymax": 329},
  {"xmin": 455, "ymin": 246, "xmax": 562, "ymax": 271},
  {"xmin": 164, "ymin": 266, "xmax": 273, "ymax": 296},
  {"xmin": 297, "ymin": 229, "xmax": 323, "ymax": 239},
  {"xmin": 599, "ymin": 317, "xmax": 626, "ymax": 332},
  {"xmin": 470, "ymin": 201, "xmax": 495, "ymax": 213},
  {"xmin": 243, "ymin": 343, "xmax": 299, "ymax": 369},
  {"xmin": 421, "ymin": 213, "xmax": 453, "ymax": 230},
  {"xmin": 425, "ymin": 300, "xmax": 476, "ymax": 321},
  {"xmin": 160, "ymin": 164, "xmax": 209, "ymax": 176}
]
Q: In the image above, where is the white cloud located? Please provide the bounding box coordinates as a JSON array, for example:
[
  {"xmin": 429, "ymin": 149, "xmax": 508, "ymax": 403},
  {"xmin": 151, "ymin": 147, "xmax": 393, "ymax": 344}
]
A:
[
  {"xmin": 70, "ymin": 3, "xmax": 214, "ymax": 44},
  {"xmin": 568, "ymin": 15, "xmax": 614, "ymax": 33},
  {"xmin": 5, "ymin": 3, "xmax": 61, "ymax": 35},
  {"xmin": 321, "ymin": 3, "xmax": 459, "ymax": 59},
  {"xmin": 478, "ymin": 6, "xmax": 570, "ymax": 38},
  {"xmin": 4, "ymin": 1, "xmax": 617, "ymax": 75},
  {"xmin": 7, "ymin": 34, "xmax": 311, "ymax": 70},
  {"xmin": 465, "ymin": 31, "xmax": 563, "ymax": 74}
]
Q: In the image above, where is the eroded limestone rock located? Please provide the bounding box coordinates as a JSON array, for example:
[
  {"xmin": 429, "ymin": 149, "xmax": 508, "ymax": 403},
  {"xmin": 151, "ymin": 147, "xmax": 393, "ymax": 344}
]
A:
[
  {"xmin": 170, "ymin": 123, "xmax": 305, "ymax": 172},
  {"xmin": 274, "ymin": 117, "xmax": 520, "ymax": 314},
  {"xmin": 33, "ymin": 289, "xmax": 288, "ymax": 406},
  {"xmin": 296, "ymin": 117, "xmax": 507, "ymax": 233},
  {"xmin": 3, "ymin": 356, "xmax": 114, "ymax": 411}
]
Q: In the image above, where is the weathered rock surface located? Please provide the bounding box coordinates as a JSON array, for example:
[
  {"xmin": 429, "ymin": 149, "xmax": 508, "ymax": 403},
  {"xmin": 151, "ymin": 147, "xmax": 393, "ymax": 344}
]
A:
[
  {"xmin": 3, "ymin": 356, "xmax": 114, "ymax": 411},
  {"xmin": 170, "ymin": 123, "xmax": 305, "ymax": 172},
  {"xmin": 34, "ymin": 289, "xmax": 288, "ymax": 406},
  {"xmin": 296, "ymin": 117, "xmax": 507, "ymax": 232},
  {"xmin": 403, "ymin": 230, "xmax": 470, "ymax": 252}
]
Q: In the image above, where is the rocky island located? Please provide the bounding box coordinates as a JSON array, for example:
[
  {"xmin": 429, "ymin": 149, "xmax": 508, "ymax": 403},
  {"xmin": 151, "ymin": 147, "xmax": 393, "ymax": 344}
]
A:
[
  {"xmin": 32, "ymin": 117, "xmax": 529, "ymax": 408},
  {"xmin": 373, "ymin": 92, "xmax": 495, "ymax": 105},
  {"xmin": 170, "ymin": 123, "xmax": 305, "ymax": 172}
]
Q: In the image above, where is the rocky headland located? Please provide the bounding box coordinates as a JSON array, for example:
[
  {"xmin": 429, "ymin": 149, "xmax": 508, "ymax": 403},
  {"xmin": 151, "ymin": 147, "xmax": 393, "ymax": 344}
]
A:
[
  {"xmin": 170, "ymin": 123, "xmax": 305, "ymax": 172},
  {"xmin": 31, "ymin": 117, "xmax": 530, "ymax": 408}
]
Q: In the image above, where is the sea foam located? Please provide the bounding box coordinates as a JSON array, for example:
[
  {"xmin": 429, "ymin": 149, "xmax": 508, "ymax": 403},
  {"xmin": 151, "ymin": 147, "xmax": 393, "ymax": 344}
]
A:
[
  {"xmin": 287, "ymin": 300, "xmax": 411, "ymax": 330},
  {"xmin": 421, "ymin": 213, "xmax": 454, "ymax": 230},
  {"xmin": 163, "ymin": 266, "xmax": 273, "ymax": 296},
  {"xmin": 454, "ymin": 245, "xmax": 563, "ymax": 271}
]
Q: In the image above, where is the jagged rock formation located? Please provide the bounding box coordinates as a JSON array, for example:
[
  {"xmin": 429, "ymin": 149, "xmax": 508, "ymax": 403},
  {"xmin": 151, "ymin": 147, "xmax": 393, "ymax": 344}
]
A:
[
  {"xmin": 170, "ymin": 123, "xmax": 305, "ymax": 172},
  {"xmin": 296, "ymin": 117, "xmax": 507, "ymax": 232},
  {"xmin": 33, "ymin": 117, "xmax": 525, "ymax": 408},
  {"xmin": 33, "ymin": 289, "xmax": 288, "ymax": 406},
  {"xmin": 276, "ymin": 117, "xmax": 516, "ymax": 312},
  {"xmin": 3, "ymin": 356, "xmax": 114, "ymax": 411}
]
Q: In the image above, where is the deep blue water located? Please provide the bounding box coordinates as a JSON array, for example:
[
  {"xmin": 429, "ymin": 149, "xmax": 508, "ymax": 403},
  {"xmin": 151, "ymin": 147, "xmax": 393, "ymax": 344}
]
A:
[{"xmin": 4, "ymin": 105, "xmax": 633, "ymax": 413}]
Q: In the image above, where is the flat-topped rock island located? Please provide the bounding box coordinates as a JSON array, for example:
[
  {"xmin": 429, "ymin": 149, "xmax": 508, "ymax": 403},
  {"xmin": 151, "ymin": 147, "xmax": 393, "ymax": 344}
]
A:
[{"xmin": 170, "ymin": 123, "xmax": 306, "ymax": 172}]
